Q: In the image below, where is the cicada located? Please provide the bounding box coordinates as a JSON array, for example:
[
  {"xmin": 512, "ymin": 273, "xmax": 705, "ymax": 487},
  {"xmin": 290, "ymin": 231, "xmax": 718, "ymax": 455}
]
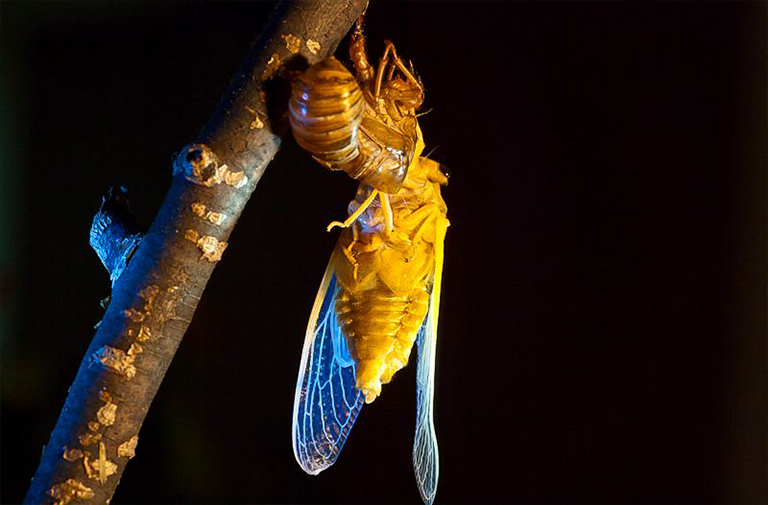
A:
[{"xmin": 289, "ymin": 19, "xmax": 449, "ymax": 505}]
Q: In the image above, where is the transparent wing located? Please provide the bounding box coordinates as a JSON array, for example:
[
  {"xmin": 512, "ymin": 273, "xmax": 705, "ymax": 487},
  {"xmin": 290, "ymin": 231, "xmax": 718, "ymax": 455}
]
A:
[
  {"xmin": 413, "ymin": 219, "xmax": 448, "ymax": 505},
  {"xmin": 292, "ymin": 256, "xmax": 365, "ymax": 475},
  {"xmin": 413, "ymin": 299, "xmax": 440, "ymax": 504}
]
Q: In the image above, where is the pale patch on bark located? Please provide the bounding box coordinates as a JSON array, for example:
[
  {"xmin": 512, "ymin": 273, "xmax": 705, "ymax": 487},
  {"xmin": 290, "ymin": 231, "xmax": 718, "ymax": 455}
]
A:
[
  {"xmin": 262, "ymin": 53, "xmax": 281, "ymax": 80},
  {"xmin": 82, "ymin": 452, "xmax": 116, "ymax": 483},
  {"xmin": 136, "ymin": 325, "xmax": 152, "ymax": 342},
  {"xmin": 250, "ymin": 116, "xmax": 264, "ymax": 130},
  {"xmin": 127, "ymin": 342, "xmax": 143, "ymax": 356},
  {"xmin": 174, "ymin": 144, "xmax": 248, "ymax": 188},
  {"xmin": 207, "ymin": 211, "xmax": 227, "ymax": 225},
  {"xmin": 62, "ymin": 447, "xmax": 84, "ymax": 462},
  {"xmin": 282, "ymin": 33, "xmax": 302, "ymax": 53},
  {"xmin": 96, "ymin": 391, "xmax": 117, "ymax": 426},
  {"xmin": 49, "ymin": 479, "xmax": 94, "ymax": 505},
  {"xmin": 217, "ymin": 165, "xmax": 248, "ymax": 188},
  {"xmin": 306, "ymin": 39, "xmax": 321, "ymax": 55},
  {"xmin": 185, "ymin": 230, "xmax": 228, "ymax": 262},
  {"xmin": 191, "ymin": 202, "xmax": 228, "ymax": 225},
  {"xmin": 78, "ymin": 432, "xmax": 102, "ymax": 447},
  {"xmin": 122, "ymin": 308, "xmax": 146, "ymax": 323},
  {"xmin": 245, "ymin": 106, "xmax": 265, "ymax": 130},
  {"xmin": 91, "ymin": 346, "xmax": 137, "ymax": 380},
  {"xmin": 138, "ymin": 285, "xmax": 160, "ymax": 307},
  {"xmin": 117, "ymin": 435, "xmax": 139, "ymax": 459}
]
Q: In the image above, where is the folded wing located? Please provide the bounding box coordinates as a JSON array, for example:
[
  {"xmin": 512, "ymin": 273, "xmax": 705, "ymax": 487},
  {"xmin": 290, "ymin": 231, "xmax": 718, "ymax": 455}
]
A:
[
  {"xmin": 413, "ymin": 294, "xmax": 440, "ymax": 504},
  {"xmin": 292, "ymin": 257, "xmax": 365, "ymax": 475},
  {"xmin": 413, "ymin": 218, "xmax": 448, "ymax": 505}
]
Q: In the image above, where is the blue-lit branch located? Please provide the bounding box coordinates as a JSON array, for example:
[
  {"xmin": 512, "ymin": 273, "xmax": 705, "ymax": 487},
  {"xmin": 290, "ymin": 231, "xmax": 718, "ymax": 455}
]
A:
[{"xmin": 23, "ymin": 1, "xmax": 368, "ymax": 503}]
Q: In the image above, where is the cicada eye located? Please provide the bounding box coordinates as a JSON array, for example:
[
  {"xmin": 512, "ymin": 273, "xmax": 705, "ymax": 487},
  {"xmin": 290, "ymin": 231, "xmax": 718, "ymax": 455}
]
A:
[
  {"xmin": 424, "ymin": 161, "xmax": 449, "ymax": 186},
  {"xmin": 401, "ymin": 93, "xmax": 424, "ymax": 111},
  {"xmin": 384, "ymin": 78, "xmax": 424, "ymax": 111}
]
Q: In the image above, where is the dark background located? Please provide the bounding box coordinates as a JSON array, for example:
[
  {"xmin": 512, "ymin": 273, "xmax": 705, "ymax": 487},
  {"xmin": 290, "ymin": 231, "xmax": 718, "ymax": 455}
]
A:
[{"xmin": 1, "ymin": 2, "xmax": 766, "ymax": 504}]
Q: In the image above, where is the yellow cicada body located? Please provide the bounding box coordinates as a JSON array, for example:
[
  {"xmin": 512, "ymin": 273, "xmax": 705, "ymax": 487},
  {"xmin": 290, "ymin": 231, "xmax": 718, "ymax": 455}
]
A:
[{"xmin": 290, "ymin": 19, "xmax": 448, "ymax": 505}]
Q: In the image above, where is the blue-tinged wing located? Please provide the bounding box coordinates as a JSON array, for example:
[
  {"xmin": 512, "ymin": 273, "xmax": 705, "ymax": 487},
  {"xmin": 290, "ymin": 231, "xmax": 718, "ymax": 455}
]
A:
[
  {"xmin": 413, "ymin": 301, "xmax": 439, "ymax": 504},
  {"xmin": 413, "ymin": 218, "xmax": 448, "ymax": 505},
  {"xmin": 292, "ymin": 256, "xmax": 365, "ymax": 475}
]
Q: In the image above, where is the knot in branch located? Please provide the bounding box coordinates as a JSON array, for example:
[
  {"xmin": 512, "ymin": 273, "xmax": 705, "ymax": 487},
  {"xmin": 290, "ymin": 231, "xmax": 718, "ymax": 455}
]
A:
[{"xmin": 173, "ymin": 143, "xmax": 248, "ymax": 188}]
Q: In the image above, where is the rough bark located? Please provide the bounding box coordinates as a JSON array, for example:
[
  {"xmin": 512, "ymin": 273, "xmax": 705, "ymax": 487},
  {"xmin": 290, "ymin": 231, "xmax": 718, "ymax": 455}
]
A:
[{"xmin": 24, "ymin": 1, "xmax": 368, "ymax": 503}]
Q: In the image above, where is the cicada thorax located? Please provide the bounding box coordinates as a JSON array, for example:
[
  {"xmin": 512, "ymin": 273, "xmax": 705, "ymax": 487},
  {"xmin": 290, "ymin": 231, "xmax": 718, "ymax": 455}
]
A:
[{"xmin": 289, "ymin": 57, "xmax": 418, "ymax": 194}]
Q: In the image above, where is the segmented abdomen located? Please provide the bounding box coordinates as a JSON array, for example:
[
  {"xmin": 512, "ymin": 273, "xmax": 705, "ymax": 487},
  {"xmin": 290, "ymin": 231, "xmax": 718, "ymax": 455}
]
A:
[
  {"xmin": 335, "ymin": 280, "xmax": 430, "ymax": 404},
  {"xmin": 289, "ymin": 57, "xmax": 364, "ymax": 167},
  {"xmin": 289, "ymin": 58, "xmax": 415, "ymax": 194}
]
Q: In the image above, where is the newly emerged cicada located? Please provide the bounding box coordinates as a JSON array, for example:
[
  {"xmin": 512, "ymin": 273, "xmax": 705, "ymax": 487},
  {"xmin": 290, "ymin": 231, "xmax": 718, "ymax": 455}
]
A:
[{"xmin": 289, "ymin": 18, "xmax": 449, "ymax": 505}]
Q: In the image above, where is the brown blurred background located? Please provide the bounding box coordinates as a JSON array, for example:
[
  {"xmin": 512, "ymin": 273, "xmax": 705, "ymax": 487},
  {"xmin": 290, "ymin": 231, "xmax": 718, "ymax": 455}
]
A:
[{"xmin": 1, "ymin": 2, "xmax": 766, "ymax": 503}]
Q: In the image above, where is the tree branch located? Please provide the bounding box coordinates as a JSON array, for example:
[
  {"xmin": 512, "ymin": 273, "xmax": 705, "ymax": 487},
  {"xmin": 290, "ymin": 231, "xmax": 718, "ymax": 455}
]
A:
[{"xmin": 24, "ymin": 1, "xmax": 367, "ymax": 503}]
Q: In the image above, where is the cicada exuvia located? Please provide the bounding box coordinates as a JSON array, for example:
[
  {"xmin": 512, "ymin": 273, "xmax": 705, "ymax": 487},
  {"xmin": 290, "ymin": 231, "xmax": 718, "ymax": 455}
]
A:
[{"xmin": 289, "ymin": 18, "xmax": 449, "ymax": 505}]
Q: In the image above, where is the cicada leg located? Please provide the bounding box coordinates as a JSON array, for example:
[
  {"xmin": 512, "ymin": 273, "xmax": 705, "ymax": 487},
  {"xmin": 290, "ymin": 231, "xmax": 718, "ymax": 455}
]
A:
[
  {"xmin": 328, "ymin": 187, "xmax": 382, "ymax": 282},
  {"xmin": 374, "ymin": 40, "xmax": 423, "ymax": 102},
  {"xmin": 341, "ymin": 226, "xmax": 385, "ymax": 283},
  {"xmin": 379, "ymin": 192, "xmax": 395, "ymax": 236},
  {"xmin": 412, "ymin": 208, "xmax": 443, "ymax": 245},
  {"xmin": 386, "ymin": 59, "xmax": 397, "ymax": 83},
  {"xmin": 327, "ymin": 188, "xmax": 379, "ymax": 232},
  {"xmin": 395, "ymin": 203, "xmax": 437, "ymax": 228},
  {"xmin": 373, "ymin": 45, "xmax": 389, "ymax": 101},
  {"xmin": 341, "ymin": 225, "xmax": 360, "ymax": 281},
  {"xmin": 349, "ymin": 16, "xmax": 374, "ymax": 83},
  {"xmin": 396, "ymin": 203, "xmax": 443, "ymax": 247}
]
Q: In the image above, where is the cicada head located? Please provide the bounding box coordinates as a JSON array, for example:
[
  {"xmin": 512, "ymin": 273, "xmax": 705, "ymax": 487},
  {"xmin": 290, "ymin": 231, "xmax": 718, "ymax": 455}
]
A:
[{"xmin": 383, "ymin": 74, "xmax": 424, "ymax": 112}]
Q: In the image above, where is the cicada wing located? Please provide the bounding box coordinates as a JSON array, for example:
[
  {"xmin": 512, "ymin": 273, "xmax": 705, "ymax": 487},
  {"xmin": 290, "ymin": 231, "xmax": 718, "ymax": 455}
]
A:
[
  {"xmin": 413, "ymin": 219, "xmax": 448, "ymax": 505},
  {"xmin": 292, "ymin": 255, "xmax": 365, "ymax": 475},
  {"xmin": 413, "ymin": 298, "xmax": 440, "ymax": 505}
]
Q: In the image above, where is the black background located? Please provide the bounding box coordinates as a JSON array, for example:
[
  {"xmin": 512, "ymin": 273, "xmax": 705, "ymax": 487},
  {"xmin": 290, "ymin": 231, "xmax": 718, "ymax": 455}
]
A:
[{"xmin": 1, "ymin": 2, "xmax": 766, "ymax": 504}]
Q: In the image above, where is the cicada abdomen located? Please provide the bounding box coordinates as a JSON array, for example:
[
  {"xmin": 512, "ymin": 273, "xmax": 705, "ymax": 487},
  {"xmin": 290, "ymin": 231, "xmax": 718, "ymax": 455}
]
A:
[
  {"xmin": 289, "ymin": 57, "xmax": 365, "ymax": 168},
  {"xmin": 289, "ymin": 58, "xmax": 416, "ymax": 193}
]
